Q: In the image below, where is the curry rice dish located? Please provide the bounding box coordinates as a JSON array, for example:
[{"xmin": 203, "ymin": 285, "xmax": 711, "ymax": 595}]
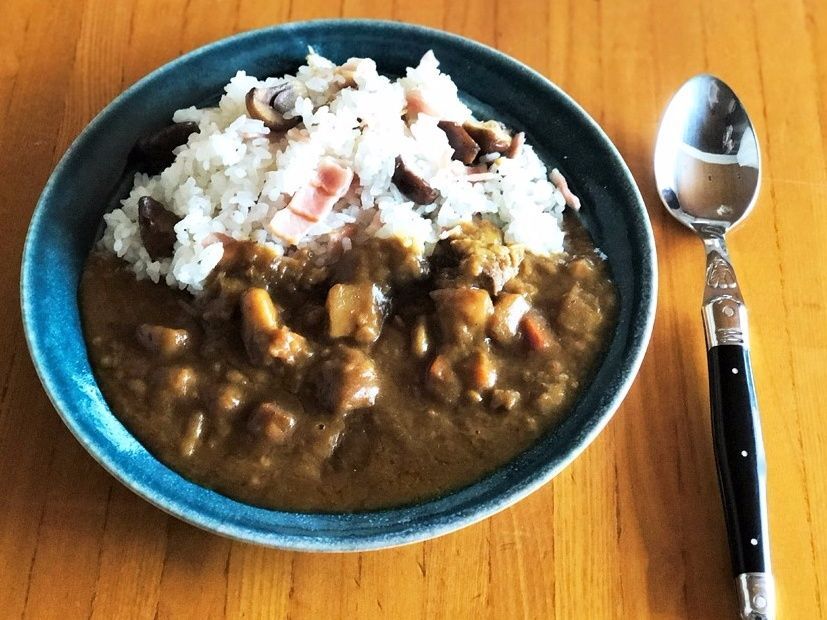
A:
[{"xmin": 81, "ymin": 52, "xmax": 617, "ymax": 511}]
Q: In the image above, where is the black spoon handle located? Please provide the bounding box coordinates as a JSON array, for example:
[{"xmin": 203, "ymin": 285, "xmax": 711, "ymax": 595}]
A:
[
  {"xmin": 707, "ymin": 344, "xmax": 774, "ymax": 619},
  {"xmin": 708, "ymin": 345, "xmax": 769, "ymax": 571},
  {"xmin": 701, "ymin": 241, "xmax": 774, "ymax": 620}
]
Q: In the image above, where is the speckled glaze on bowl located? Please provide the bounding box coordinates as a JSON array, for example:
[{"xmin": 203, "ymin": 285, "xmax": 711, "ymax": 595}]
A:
[{"xmin": 21, "ymin": 19, "xmax": 656, "ymax": 551}]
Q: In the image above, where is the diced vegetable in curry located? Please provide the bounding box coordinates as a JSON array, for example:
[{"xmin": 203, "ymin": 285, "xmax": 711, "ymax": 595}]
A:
[{"xmin": 80, "ymin": 215, "xmax": 617, "ymax": 511}]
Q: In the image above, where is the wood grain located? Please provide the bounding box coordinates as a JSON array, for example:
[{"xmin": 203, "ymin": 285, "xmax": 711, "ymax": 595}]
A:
[{"xmin": 1, "ymin": 0, "xmax": 825, "ymax": 617}]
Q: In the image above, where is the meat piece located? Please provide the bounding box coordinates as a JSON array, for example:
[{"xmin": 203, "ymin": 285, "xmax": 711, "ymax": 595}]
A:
[
  {"xmin": 431, "ymin": 287, "xmax": 493, "ymax": 344},
  {"xmin": 247, "ymin": 402, "xmax": 298, "ymax": 445},
  {"xmin": 488, "ymin": 293, "xmax": 530, "ymax": 344},
  {"xmin": 434, "ymin": 220, "xmax": 524, "ymax": 295},
  {"xmin": 392, "ymin": 157, "xmax": 439, "ymax": 204},
  {"xmin": 326, "ymin": 282, "xmax": 384, "ymax": 344},
  {"xmin": 132, "ymin": 121, "xmax": 198, "ymax": 173},
  {"xmin": 465, "ymin": 390, "xmax": 484, "ymax": 404},
  {"xmin": 461, "ymin": 349, "xmax": 497, "ymax": 391},
  {"xmin": 267, "ymin": 209, "xmax": 315, "ymax": 246},
  {"xmin": 521, "ymin": 310, "xmax": 557, "ymax": 352},
  {"xmin": 437, "ymin": 120, "xmax": 480, "ymax": 164},
  {"xmin": 154, "ymin": 365, "xmax": 197, "ymax": 399},
  {"xmin": 138, "ymin": 196, "xmax": 180, "ymax": 260},
  {"xmin": 240, "ymin": 288, "xmax": 281, "ymax": 365},
  {"xmin": 333, "ymin": 236, "xmax": 428, "ymax": 288},
  {"xmin": 315, "ymin": 346, "xmax": 380, "ymax": 413},
  {"xmin": 465, "ymin": 171, "xmax": 497, "ymax": 183},
  {"xmin": 465, "ymin": 163, "xmax": 488, "ymax": 175},
  {"xmin": 291, "ymin": 160, "xmax": 354, "ymax": 221},
  {"xmin": 410, "ymin": 317, "xmax": 430, "ymax": 359},
  {"xmin": 269, "ymin": 327, "xmax": 312, "ymax": 365},
  {"xmin": 462, "ymin": 120, "xmax": 512, "ymax": 154},
  {"xmin": 211, "ymin": 238, "xmax": 328, "ymax": 292},
  {"xmin": 135, "ymin": 323, "xmax": 192, "ymax": 358},
  {"xmin": 245, "ymin": 83, "xmax": 300, "ymax": 131},
  {"xmin": 535, "ymin": 382, "xmax": 568, "ymax": 414},
  {"xmin": 211, "ymin": 383, "xmax": 246, "ymax": 418},
  {"xmin": 557, "ymin": 283, "xmax": 603, "ymax": 334},
  {"xmin": 550, "ymin": 168, "xmax": 581, "ymax": 211},
  {"xmin": 490, "ymin": 389, "xmax": 521, "ymax": 412},
  {"xmin": 505, "ymin": 131, "xmax": 525, "ymax": 159},
  {"xmin": 268, "ymin": 159, "xmax": 354, "ymax": 244},
  {"xmin": 239, "ymin": 287, "xmax": 313, "ymax": 366},
  {"xmin": 425, "ymin": 353, "xmax": 462, "ymax": 404},
  {"xmin": 405, "ymin": 89, "xmax": 438, "ymax": 120}
]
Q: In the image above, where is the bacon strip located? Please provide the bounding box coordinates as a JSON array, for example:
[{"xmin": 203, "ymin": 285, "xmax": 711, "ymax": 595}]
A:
[{"xmin": 267, "ymin": 159, "xmax": 354, "ymax": 244}]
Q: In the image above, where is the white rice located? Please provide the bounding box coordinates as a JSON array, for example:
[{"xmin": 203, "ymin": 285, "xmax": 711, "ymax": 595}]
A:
[{"xmin": 101, "ymin": 51, "xmax": 569, "ymax": 291}]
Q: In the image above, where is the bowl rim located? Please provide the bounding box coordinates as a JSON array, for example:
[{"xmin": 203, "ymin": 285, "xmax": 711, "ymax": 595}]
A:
[{"xmin": 20, "ymin": 18, "xmax": 657, "ymax": 552}]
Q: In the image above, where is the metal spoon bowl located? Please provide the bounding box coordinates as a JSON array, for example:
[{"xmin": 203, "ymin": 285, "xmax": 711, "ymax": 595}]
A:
[
  {"xmin": 655, "ymin": 75, "xmax": 774, "ymax": 620},
  {"xmin": 655, "ymin": 74, "xmax": 761, "ymax": 233}
]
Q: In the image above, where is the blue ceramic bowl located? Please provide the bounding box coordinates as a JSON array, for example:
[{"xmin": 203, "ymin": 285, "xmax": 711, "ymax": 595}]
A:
[{"xmin": 21, "ymin": 19, "xmax": 656, "ymax": 551}]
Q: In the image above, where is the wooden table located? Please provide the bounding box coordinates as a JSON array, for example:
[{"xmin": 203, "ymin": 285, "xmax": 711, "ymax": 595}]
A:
[{"xmin": 2, "ymin": 0, "xmax": 826, "ymax": 617}]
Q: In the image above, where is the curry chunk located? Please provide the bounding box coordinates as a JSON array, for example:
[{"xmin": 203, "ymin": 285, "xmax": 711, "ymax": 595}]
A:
[
  {"xmin": 154, "ymin": 365, "xmax": 197, "ymax": 399},
  {"xmin": 136, "ymin": 324, "xmax": 192, "ymax": 358},
  {"xmin": 557, "ymin": 283, "xmax": 604, "ymax": 335},
  {"xmin": 461, "ymin": 349, "xmax": 497, "ymax": 392},
  {"xmin": 326, "ymin": 282, "xmax": 384, "ymax": 344},
  {"xmin": 425, "ymin": 353, "xmax": 462, "ymax": 404},
  {"xmin": 431, "ymin": 287, "xmax": 493, "ymax": 344},
  {"xmin": 240, "ymin": 288, "xmax": 281, "ymax": 365},
  {"xmin": 333, "ymin": 236, "xmax": 427, "ymax": 288},
  {"xmin": 535, "ymin": 381, "xmax": 569, "ymax": 415},
  {"xmin": 316, "ymin": 346, "xmax": 379, "ymax": 413},
  {"xmin": 247, "ymin": 402, "xmax": 298, "ymax": 445},
  {"xmin": 488, "ymin": 293, "xmax": 530, "ymax": 344},
  {"xmin": 521, "ymin": 310, "xmax": 557, "ymax": 352},
  {"xmin": 490, "ymin": 388, "xmax": 521, "ymax": 412},
  {"xmin": 211, "ymin": 383, "xmax": 246, "ymax": 418},
  {"xmin": 434, "ymin": 220, "xmax": 524, "ymax": 295},
  {"xmin": 268, "ymin": 327, "xmax": 311, "ymax": 365},
  {"xmin": 240, "ymin": 287, "xmax": 312, "ymax": 366}
]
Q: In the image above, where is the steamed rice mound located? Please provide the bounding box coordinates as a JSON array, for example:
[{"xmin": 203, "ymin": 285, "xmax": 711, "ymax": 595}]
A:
[{"xmin": 102, "ymin": 51, "xmax": 569, "ymax": 291}]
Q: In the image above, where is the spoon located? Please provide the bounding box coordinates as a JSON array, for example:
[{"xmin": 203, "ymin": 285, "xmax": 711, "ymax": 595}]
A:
[{"xmin": 654, "ymin": 75, "xmax": 774, "ymax": 620}]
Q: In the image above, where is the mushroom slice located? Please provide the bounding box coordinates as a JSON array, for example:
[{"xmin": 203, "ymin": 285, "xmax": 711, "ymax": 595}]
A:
[
  {"xmin": 132, "ymin": 121, "xmax": 199, "ymax": 173},
  {"xmin": 245, "ymin": 82, "xmax": 300, "ymax": 131},
  {"xmin": 138, "ymin": 196, "xmax": 179, "ymax": 260},
  {"xmin": 462, "ymin": 120, "xmax": 513, "ymax": 154},
  {"xmin": 392, "ymin": 157, "xmax": 439, "ymax": 204},
  {"xmin": 437, "ymin": 120, "xmax": 480, "ymax": 164}
]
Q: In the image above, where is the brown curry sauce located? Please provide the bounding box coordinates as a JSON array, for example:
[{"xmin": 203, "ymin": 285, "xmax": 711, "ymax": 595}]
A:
[{"xmin": 80, "ymin": 215, "xmax": 617, "ymax": 511}]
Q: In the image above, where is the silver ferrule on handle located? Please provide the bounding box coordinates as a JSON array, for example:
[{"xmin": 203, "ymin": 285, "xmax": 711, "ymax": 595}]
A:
[
  {"xmin": 736, "ymin": 572, "xmax": 776, "ymax": 620},
  {"xmin": 701, "ymin": 233, "xmax": 750, "ymax": 349}
]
